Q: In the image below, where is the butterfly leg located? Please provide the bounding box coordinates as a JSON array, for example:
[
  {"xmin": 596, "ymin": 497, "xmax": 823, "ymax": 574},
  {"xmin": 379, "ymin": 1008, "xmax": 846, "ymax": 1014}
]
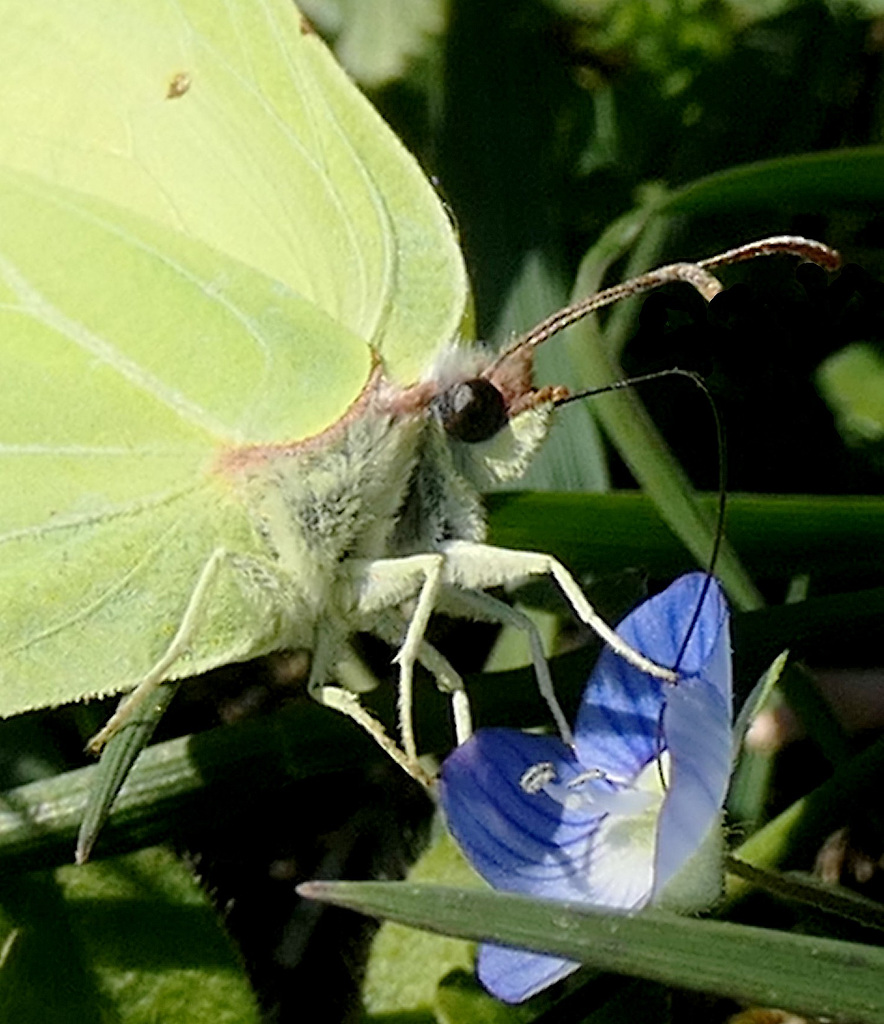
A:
[
  {"xmin": 413, "ymin": 639, "xmax": 472, "ymax": 744},
  {"xmin": 440, "ymin": 587, "xmax": 573, "ymax": 746},
  {"xmin": 372, "ymin": 611, "xmax": 472, "ymax": 746},
  {"xmin": 87, "ymin": 547, "xmax": 228, "ymax": 753},
  {"xmin": 317, "ymin": 683, "xmax": 434, "ymax": 788},
  {"xmin": 354, "ymin": 553, "xmax": 445, "ymax": 764},
  {"xmin": 440, "ymin": 540, "xmax": 679, "ymax": 684},
  {"xmin": 393, "ymin": 555, "xmax": 444, "ymax": 762},
  {"xmin": 310, "ymin": 626, "xmax": 435, "ymax": 787}
]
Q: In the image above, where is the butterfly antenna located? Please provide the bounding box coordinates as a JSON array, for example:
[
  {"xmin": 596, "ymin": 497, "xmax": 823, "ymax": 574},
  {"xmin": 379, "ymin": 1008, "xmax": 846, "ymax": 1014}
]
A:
[
  {"xmin": 523, "ymin": 234, "xmax": 841, "ymax": 672},
  {"xmin": 674, "ymin": 372, "xmax": 727, "ymax": 672},
  {"xmin": 561, "ymin": 376, "xmax": 727, "ymax": 791},
  {"xmin": 558, "ymin": 368, "xmax": 727, "ymax": 672},
  {"xmin": 489, "ymin": 235, "xmax": 840, "ymax": 372},
  {"xmin": 528, "ymin": 235, "xmax": 839, "ymax": 787}
]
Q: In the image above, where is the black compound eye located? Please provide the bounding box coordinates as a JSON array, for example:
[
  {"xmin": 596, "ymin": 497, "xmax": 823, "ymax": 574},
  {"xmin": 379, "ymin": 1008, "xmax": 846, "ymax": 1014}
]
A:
[{"xmin": 433, "ymin": 378, "xmax": 508, "ymax": 443}]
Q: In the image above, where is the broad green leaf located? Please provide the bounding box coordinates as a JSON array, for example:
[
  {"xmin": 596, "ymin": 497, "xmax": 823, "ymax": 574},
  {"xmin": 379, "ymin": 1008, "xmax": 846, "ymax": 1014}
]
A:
[
  {"xmin": 0, "ymin": 847, "xmax": 260, "ymax": 1023},
  {"xmin": 0, "ymin": 877, "xmax": 104, "ymax": 1024},
  {"xmin": 301, "ymin": 881, "xmax": 884, "ymax": 1023},
  {"xmin": 363, "ymin": 829, "xmax": 480, "ymax": 1020},
  {"xmin": 435, "ymin": 971, "xmax": 540, "ymax": 1024}
]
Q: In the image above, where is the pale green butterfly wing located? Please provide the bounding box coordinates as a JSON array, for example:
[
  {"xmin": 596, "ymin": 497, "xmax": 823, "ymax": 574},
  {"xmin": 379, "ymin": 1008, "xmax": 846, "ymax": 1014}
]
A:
[
  {"xmin": 0, "ymin": 168, "xmax": 374, "ymax": 715},
  {"xmin": 0, "ymin": 0, "xmax": 466, "ymax": 384},
  {"xmin": 0, "ymin": 0, "xmax": 469, "ymax": 718}
]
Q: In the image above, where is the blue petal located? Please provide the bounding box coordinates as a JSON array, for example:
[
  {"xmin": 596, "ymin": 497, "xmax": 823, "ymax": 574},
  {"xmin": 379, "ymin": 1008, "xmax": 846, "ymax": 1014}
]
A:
[
  {"xmin": 573, "ymin": 573, "xmax": 727, "ymax": 779},
  {"xmin": 654, "ymin": 581, "xmax": 732, "ymax": 895},
  {"xmin": 478, "ymin": 944, "xmax": 578, "ymax": 1004},
  {"xmin": 439, "ymin": 729, "xmax": 605, "ymax": 900}
]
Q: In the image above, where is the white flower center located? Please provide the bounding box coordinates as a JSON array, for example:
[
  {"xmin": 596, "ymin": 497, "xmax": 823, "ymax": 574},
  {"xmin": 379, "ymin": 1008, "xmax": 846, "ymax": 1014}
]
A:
[{"xmin": 519, "ymin": 755, "xmax": 669, "ymax": 818}]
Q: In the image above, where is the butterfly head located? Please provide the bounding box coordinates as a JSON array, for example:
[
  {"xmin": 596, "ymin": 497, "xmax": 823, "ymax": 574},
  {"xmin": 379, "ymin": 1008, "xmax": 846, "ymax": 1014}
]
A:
[{"xmin": 421, "ymin": 336, "xmax": 562, "ymax": 486}]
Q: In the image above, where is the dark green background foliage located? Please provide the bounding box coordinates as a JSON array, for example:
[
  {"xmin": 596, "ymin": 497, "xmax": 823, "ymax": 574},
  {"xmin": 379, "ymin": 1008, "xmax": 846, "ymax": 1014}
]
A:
[{"xmin": 4, "ymin": 2, "xmax": 884, "ymax": 1021}]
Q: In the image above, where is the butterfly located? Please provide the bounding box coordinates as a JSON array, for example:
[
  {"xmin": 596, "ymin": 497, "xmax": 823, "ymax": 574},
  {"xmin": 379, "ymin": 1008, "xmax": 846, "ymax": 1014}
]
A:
[{"xmin": 0, "ymin": 0, "xmax": 838, "ymax": 855}]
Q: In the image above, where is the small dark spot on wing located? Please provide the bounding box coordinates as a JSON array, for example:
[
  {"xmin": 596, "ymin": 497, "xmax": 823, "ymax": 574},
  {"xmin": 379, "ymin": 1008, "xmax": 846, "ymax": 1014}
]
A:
[{"xmin": 166, "ymin": 72, "xmax": 191, "ymax": 99}]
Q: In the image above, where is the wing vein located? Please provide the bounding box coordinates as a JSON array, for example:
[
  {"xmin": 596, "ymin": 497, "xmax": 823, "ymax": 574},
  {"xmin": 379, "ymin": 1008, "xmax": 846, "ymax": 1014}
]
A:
[
  {"xmin": 0, "ymin": 251, "xmax": 232, "ymax": 437},
  {"xmin": 0, "ymin": 481, "xmax": 203, "ymax": 546},
  {"xmin": 5, "ymin": 515, "xmax": 194, "ymax": 658}
]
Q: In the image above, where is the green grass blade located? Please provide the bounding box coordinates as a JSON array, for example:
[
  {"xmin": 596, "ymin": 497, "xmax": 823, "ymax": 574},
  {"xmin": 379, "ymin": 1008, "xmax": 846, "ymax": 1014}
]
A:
[
  {"xmin": 663, "ymin": 146, "xmax": 884, "ymax": 215},
  {"xmin": 488, "ymin": 491, "xmax": 884, "ymax": 588},
  {"xmin": 299, "ymin": 880, "xmax": 884, "ymax": 1023},
  {"xmin": 76, "ymin": 683, "xmax": 179, "ymax": 865}
]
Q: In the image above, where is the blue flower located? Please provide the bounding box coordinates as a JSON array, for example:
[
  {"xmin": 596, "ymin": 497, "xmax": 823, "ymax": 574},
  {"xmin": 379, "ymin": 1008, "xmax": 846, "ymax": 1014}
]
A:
[{"xmin": 438, "ymin": 572, "xmax": 733, "ymax": 1003}]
